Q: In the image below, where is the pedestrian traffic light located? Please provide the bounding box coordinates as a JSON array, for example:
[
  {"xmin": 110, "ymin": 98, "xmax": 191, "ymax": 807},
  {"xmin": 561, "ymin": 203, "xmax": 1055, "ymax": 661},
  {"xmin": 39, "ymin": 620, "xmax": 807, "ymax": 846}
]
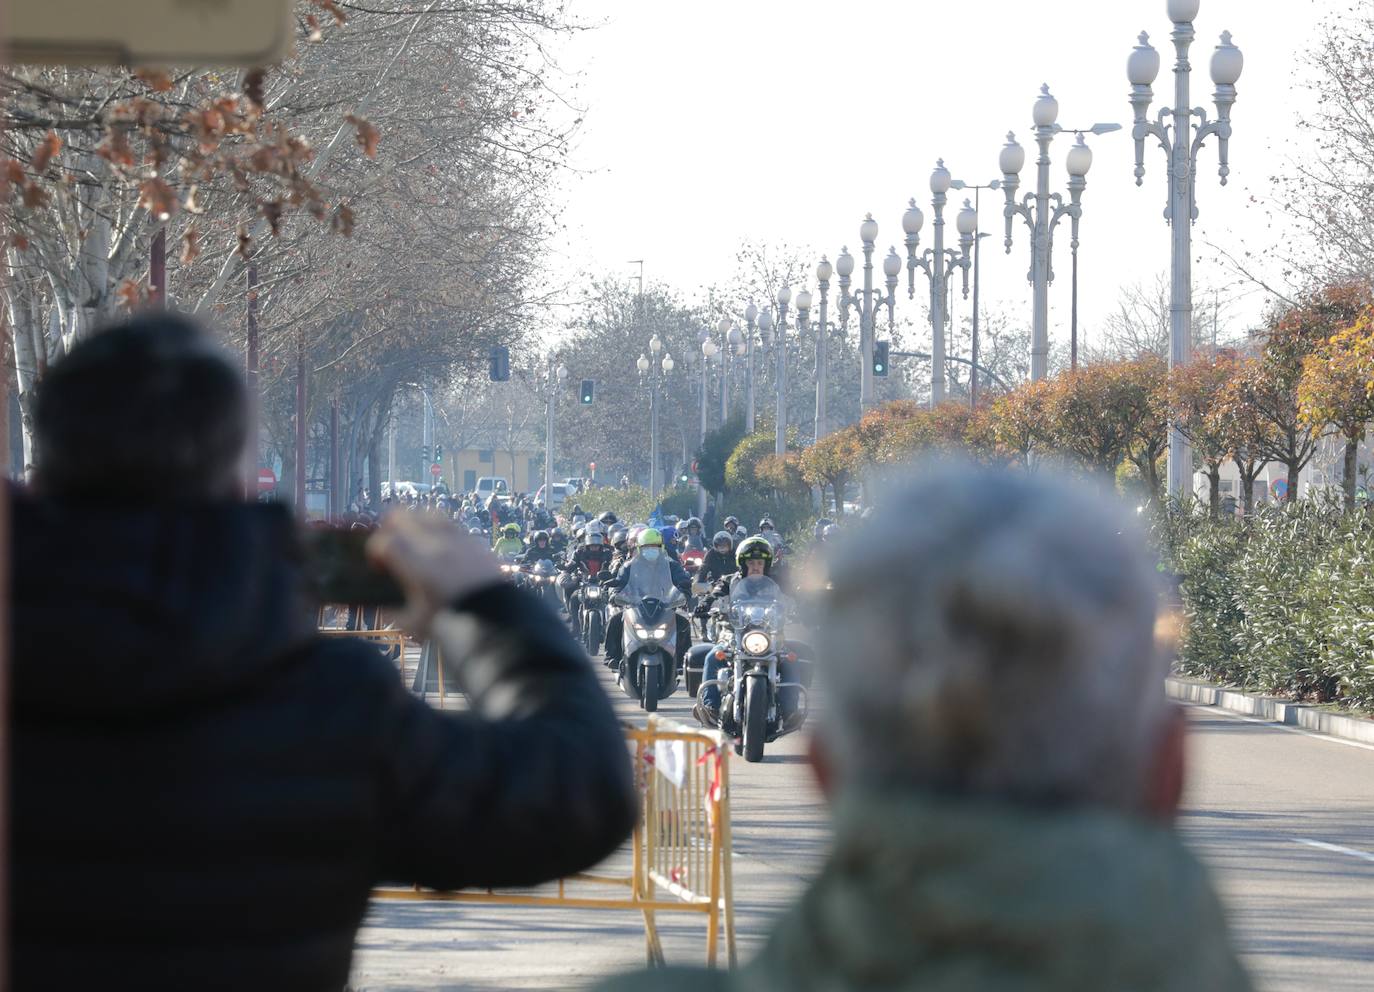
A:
[
  {"xmin": 580, "ymin": 379, "xmax": 595, "ymax": 405},
  {"xmin": 490, "ymin": 345, "xmax": 510, "ymax": 382},
  {"xmin": 873, "ymin": 341, "xmax": 890, "ymax": 377}
]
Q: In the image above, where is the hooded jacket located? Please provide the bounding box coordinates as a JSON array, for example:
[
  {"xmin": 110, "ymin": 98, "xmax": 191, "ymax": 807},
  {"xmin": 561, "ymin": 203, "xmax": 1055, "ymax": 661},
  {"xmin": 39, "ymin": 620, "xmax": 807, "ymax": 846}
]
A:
[
  {"xmin": 12, "ymin": 497, "xmax": 635, "ymax": 992},
  {"xmin": 598, "ymin": 792, "xmax": 1252, "ymax": 992}
]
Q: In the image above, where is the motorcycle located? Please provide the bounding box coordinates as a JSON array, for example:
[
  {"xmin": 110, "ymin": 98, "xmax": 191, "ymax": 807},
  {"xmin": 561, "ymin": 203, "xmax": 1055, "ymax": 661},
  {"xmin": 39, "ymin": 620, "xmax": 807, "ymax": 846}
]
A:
[
  {"xmin": 691, "ymin": 575, "xmax": 808, "ymax": 762},
  {"xmin": 577, "ymin": 572, "xmax": 610, "ymax": 657},
  {"xmin": 522, "ymin": 558, "xmax": 563, "ymax": 611},
  {"xmin": 612, "ymin": 587, "xmax": 686, "ymax": 713}
]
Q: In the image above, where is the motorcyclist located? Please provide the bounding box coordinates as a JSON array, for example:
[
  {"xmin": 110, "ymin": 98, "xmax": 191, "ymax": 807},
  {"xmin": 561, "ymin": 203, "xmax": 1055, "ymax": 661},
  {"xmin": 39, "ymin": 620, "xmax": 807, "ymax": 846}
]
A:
[
  {"xmin": 517, "ymin": 530, "xmax": 557, "ymax": 565},
  {"xmin": 607, "ymin": 524, "xmax": 632, "ymax": 571},
  {"xmin": 757, "ymin": 517, "xmax": 782, "ymax": 551},
  {"xmin": 492, "ymin": 522, "xmax": 524, "ymax": 559},
  {"xmin": 812, "ymin": 518, "xmax": 834, "ymax": 544},
  {"xmin": 697, "ymin": 531, "xmax": 738, "ymax": 589},
  {"xmin": 562, "ymin": 524, "xmax": 616, "ymax": 632},
  {"xmin": 658, "ymin": 524, "xmax": 682, "ymax": 562},
  {"xmin": 598, "ymin": 511, "xmax": 619, "ymax": 529},
  {"xmin": 694, "ymin": 536, "xmax": 803, "ymax": 728},
  {"xmin": 682, "ymin": 517, "xmax": 706, "ymax": 551},
  {"xmin": 722, "ymin": 516, "xmax": 740, "ymax": 547},
  {"xmin": 550, "ymin": 527, "xmax": 570, "ymax": 556},
  {"xmin": 603, "ymin": 528, "xmax": 693, "ymax": 671}
]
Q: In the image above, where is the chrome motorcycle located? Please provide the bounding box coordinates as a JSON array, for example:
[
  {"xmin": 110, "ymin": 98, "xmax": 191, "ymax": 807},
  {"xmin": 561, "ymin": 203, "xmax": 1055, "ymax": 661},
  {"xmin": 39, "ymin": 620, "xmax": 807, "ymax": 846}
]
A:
[{"xmin": 613, "ymin": 587, "xmax": 686, "ymax": 713}]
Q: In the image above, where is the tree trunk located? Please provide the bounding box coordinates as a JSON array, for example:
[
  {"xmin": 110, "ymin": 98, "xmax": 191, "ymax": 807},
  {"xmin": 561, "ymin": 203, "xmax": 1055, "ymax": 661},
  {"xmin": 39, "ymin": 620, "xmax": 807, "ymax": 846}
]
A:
[
  {"xmin": 1344, "ymin": 436, "xmax": 1359, "ymax": 511},
  {"xmin": 1287, "ymin": 460, "xmax": 1301, "ymax": 503},
  {"xmin": 368, "ymin": 432, "xmax": 383, "ymax": 511},
  {"xmin": 1208, "ymin": 466, "xmax": 1221, "ymax": 517}
]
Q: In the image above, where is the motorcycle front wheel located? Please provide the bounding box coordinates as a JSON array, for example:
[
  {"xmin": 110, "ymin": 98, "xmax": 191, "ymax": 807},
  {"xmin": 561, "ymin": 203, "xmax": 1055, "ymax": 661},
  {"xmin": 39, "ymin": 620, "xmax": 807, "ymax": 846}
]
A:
[
  {"xmin": 743, "ymin": 676, "xmax": 767, "ymax": 763},
  {"xmin": 640, "ymin": 654, "xmax": 659, "ymax": 713}
]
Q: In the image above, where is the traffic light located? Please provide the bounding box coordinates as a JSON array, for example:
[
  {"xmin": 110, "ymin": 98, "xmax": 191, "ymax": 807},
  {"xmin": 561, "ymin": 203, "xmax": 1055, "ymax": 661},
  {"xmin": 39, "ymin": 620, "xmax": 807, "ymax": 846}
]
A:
[
  {"xmin": 489, "ymin": 345, "xmax": 510, "ymax": 382},
  {"xmin": 434, "ymin": 443, "xmax": 443, "ymax": 462},
  {"xmin": 873, "ymin": 340, "xmax": 890, "ymax": 377},
  {"xmin": 580, "ymin": 378, "xmax": 595, "ymax": 405},
  {"xmin": 420, "ymin": 444, "xmax": 430, "ymax": 463}
]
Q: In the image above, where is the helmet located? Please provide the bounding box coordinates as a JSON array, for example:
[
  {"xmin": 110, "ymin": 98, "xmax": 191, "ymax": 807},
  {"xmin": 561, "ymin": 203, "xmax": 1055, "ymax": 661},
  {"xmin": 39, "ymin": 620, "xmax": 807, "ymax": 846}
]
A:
[
  {"xmin": 599, "ymin": 511, "xmax": 618, "ymax": 526},
  {"xmin": 638, "ymin": 527, "xmax": 664, "ymax": 548},
  {"xmin": 723, "ymin": 515, "xmax": 739, "ymax": 531},
  {"xmin": 822, "ymin": 524, "xmax": 838, "ymax": 541},
  {"xmin": 665, "ymin": 515, "xmax": 680, "ymax": 526},
  {"xmin": 468, "ymin": 527, "xmax": 485, "ymax": 536},
  {"xmin": 552, "ymin": 527, "xmax": 567, "ymax": 542},
  {"xmin": 609, "ymin": 524, "xmax": 629, "ymax": 547},
  {"xmin": 585, "ymin": 523, "xmax": 606, "ymax": 544},
  {"xmin": 736, "ymin": 535, "xmax": 774, "ymax": 572},
  {"xmin": 685, "ymin": 517, "xmax": 702, "ymax": 532},
  {"xmin": 503, "ymin": 523, "xmax": 521, "ymax": 537},
  {"xmin": 532, "ymin": 530, "xmax": 549, "ymax": 545},
  {"xmin": 813, "ymin": 517, "xmax": 834, "ymax": 540},
  {"xmin": 572, "ymin": 504, "xmax": 584, "ymax": 516},
  {"xmin": 735, "ymin": 526, "xmax": 748, "ymax": 539},
  {"xmin": 758, "ymin": 517, "xmax": 775, "ymax": 532},
  {"xmin": 628, "ymin": 525, "xmax": 645, "ymax": 547},
  {"xmin": 712, "ymin": 530, "xmax": 733, "ymax": 551},
  {"xmin": 659, "ymin": 525, "xmax": 677, "ymax": 545}
]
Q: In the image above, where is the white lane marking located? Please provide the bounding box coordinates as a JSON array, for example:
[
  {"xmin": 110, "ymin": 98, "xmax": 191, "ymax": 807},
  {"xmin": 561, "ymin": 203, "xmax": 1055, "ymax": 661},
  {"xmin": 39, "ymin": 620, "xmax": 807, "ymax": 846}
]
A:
[
  {"xmin": 1187, "ymin": 702, "xmax": 1374, "ymax": 754},
  {"xmin": 1294, "ymin": 838, "xmax": 1374, "ymax": 864}
]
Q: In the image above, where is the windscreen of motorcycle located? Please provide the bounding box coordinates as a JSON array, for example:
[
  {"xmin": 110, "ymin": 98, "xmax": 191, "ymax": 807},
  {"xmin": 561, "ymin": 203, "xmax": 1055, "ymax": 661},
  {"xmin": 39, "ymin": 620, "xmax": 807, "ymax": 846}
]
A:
[
  {"xmin": 621, "ymin": 553, "xmax": 677, "ymax": 603},
  {"xmin": 729, "ymin": 574, "xmax": 784, "ymax": 628}
]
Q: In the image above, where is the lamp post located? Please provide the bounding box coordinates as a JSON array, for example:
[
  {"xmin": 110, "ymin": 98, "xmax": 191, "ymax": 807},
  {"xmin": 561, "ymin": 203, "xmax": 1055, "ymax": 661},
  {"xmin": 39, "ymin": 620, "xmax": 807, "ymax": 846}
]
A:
[
  {"xmin": 999, "ymin": 86, "xmax": 1117, "ymax": 382},
  {"xmin": 742, "ymin": 303, "xmax": 759, "ymax": 431},
  {"xmin": 773, "ymin": 286, "xmax": 792, "ymax": 457},
  {"xmin": 950, "ymin": 178, "xmax": 1001, "ymax": 408},
  {"xmin": 811, "ymin": 260, "xmax": 832, "ymax": 439},
  {"xmin": 836, "ymin": 215, "xmax": 897, "ymax": 410},
  {"xmin": 1128, "ymin": 2, "xmax": 1243, "ymax": 497},
  {"xmin": 543, "ymin": 362, "xmax": 568, "ymax": 501},
  {"xmin": 700, "ymin": 335, "xmax": 718, "ymax": 447},
  {"xmin": 637, "ymin": 337, "xmax": 674, "ymax": 499},
  {"xmin": 724, "ymin": 320, "xmax": 743, "ymax": 424},
  {"xmin": 904, "ymin": 160, "xmax": 974, "ymax": 407}
]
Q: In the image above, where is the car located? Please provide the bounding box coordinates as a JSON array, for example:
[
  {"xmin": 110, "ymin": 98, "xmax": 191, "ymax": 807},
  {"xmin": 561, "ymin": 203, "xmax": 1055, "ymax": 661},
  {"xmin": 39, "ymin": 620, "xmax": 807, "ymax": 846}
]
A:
[
  {"xmin": 564, "ymin": 477, "xmax": 586, "ymax": 492},
  {"xmin": 535, "ymin": 482, "xmax": 572, "ymax": 508},
  {"xmin": 475, "ymin": 476, "xmax": 510, "ymax": 498}
]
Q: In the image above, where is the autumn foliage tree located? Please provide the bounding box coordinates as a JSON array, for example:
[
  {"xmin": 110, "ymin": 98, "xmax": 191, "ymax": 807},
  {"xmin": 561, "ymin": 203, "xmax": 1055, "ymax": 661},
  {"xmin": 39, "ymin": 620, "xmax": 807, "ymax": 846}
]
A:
[
  {"xmin": 1298, "ymin": 302, "xmax": 1374, "ymax": 507},
  {"xmin": 1169, "ymin": 350, "xmax": 1241, "ymax": 514}
]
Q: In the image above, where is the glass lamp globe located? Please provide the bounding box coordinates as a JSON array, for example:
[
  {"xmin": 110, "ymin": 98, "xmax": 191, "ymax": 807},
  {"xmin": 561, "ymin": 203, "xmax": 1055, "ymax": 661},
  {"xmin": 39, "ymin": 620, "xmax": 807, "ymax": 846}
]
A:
[
  {"xmin": 835, "ymin": 248, "xmax": 855, "ymax": 278},
  {"xmin": 956, "ymin": 200, "xmax": 978, "ymax": 235},
  {"xmin": 1065, "ymin": 135, "xmax": 1093, "ymax": 178},
  {"xmin": 649, "ymin": 334, "xmax": 662, "ymax": 355},
  {"xmin": 662, "ymin": 354, "xmax": 674, "ymax": 373},
  {"xmin": 1000, "ymin": 133, "xmax": 1026, "ymax": 176},
  {"xmin": 1167, "ymin": 0, "xmax": 1201, "ymax": 24},
  {"xmin": 795, "ymin": 289, "xmax": 813, "ymax": 312},
  {"xmin": 1211, "ymin": 31, "xmax": 1243, "ymax": 86},
  {"xmin": 1128, "ymin": 32, "xmax": 1161, "ymax": 86},
  {"xmin": 702, "ymin": 338, "xmax": 718, "ymax": 358},
  {"xmin": 1032, "ymin": 84, "xmax": 1059, "ymax": 128},
  {"xmin": 745, "ymin": 302, "xmax": 759, "ymax": 322},
  {"xmin": 929, "ymin": 159, "xmax": 952, "ymax": 195},
  {"xmin": 903, "ymin": 199, "xmax": 925, "ymax": 236},
  {"xmin": 636, "ymin": 354, "xmax": 650, "ymax": 373},
  {"xmin": 777, "ymin": 285, "xmax": 791, "ymax": 306},
  {"xmin": 556, "ymin": 364, "xmax": 569, "ymax": 381},
  {"xmin": 816, "ymin": 257, "xmax": 833, "ymax": 283},
  {"xmin": 882, "ymin": 248, "xmax": 902, "ymax": 279},
  {"xmin": 859, "ymin": 214, "xmax": 879, "ymax": 244},
  {"xmin": 727, "ymin": 324, "xmax": 743, "ymax": 346}
]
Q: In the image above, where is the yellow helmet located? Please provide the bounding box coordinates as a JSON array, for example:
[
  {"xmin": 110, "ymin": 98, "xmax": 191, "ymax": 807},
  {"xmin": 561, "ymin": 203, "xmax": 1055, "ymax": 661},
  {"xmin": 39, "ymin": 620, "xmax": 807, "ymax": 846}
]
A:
[{"xmin": 637, "ymin": 527, "xmax": 664, "ymax": 548}]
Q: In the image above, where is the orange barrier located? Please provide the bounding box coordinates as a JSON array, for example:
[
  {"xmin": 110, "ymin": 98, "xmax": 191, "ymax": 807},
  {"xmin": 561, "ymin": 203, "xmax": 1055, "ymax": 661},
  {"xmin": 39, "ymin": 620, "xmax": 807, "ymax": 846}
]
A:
[{"xmin": 373, "ymin": 716, "xmax": 736, "ymax": 968}]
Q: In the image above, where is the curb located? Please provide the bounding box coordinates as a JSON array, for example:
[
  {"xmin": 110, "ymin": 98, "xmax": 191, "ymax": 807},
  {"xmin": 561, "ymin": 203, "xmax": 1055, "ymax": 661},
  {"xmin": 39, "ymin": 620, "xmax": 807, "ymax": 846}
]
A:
[{"xmin": 1166, "ymin": 677, "xmax": 1374, "ymax": 747}]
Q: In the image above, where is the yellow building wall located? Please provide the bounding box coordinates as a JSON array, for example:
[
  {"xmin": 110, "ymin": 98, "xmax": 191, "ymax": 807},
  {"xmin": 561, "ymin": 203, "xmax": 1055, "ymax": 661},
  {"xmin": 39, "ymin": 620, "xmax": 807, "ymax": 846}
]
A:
[{"xmin": 447, "ymin": 448, "xmax": 536, "ymax": 494}]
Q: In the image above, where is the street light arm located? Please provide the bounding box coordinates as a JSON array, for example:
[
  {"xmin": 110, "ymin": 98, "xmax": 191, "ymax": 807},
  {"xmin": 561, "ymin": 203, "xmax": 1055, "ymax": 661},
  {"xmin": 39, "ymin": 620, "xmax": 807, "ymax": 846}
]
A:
[{"xmin": 906, "ymin": 252, "xmax": 933, "ymax": 297}]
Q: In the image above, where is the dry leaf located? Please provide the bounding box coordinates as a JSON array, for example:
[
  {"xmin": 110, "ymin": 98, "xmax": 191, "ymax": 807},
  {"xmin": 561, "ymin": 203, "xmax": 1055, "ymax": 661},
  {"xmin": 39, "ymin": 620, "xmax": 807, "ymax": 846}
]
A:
[
  {"xmin": 30, "ymin": 131, "xmax": 62, "ymax": 173},
  {"xmin": 237, "ymin": 225, "xmax": 252, "ymax": 260},
  {"xmin": 181, "ymin": 227, "xmax": 201, "ymax": 264},
  {"xmin": 96, "ymin": 129, "xmax": 135, "ymax": 169},
  {"xmin": 315, "ymin": 0, "xmax": 347, "ymax": 25},
  {"xmin": 138, "ymin": 178, "xmax": 178, "ymax": 221},
  {"xmin": 331, "ymin": 203, "xmax": 355, "ymax": 237},
  {"xmin": 117, "ymin": 278, "xmax": 148, "ymax": 310},
  {"xmin": 10, "ymin": 234, "xmax": 30, "ymax": 251},
  {"xmin": 243, "ymin": 68, "xmax": 267, "ymax": 112},
  {"xmin": 345, "ymin": 114, "xmax": 380, "ymax": 158},
  {"xmin": 262, "ymin": 199, "xmax": 284, "ymax": 236},
  {"xmin": 21, "ymin": 182, "xmax": 46, "ymax": 208},
  {"xmin": 134, "ymin": 68, "xmax": 174, "ymax": 92}
]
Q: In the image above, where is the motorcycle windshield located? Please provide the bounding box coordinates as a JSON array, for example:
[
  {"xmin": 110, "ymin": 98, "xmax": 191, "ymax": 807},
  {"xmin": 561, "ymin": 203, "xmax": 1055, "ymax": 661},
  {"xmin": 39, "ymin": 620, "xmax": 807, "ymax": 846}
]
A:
[
  {"xmin": 620, "ymin": 554, "xmax": 677, "ymax": 604},
  {"xmin": 730, "ymin": 575, "xmax": 784, "ymax": 627}
]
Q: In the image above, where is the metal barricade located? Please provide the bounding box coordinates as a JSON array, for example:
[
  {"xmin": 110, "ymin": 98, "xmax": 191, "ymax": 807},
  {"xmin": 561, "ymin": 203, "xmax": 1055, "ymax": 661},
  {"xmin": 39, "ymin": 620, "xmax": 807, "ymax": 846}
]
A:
[{"xmin": 372, "ymin": 716, "xmax": 736, "ymax": 968}]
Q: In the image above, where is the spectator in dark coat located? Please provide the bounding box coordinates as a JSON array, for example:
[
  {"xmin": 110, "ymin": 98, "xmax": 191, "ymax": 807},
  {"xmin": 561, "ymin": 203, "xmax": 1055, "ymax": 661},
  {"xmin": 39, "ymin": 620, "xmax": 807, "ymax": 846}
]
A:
[{"xmin": 12, "ymin": 314, "xmax": 636, "ymax": 992}]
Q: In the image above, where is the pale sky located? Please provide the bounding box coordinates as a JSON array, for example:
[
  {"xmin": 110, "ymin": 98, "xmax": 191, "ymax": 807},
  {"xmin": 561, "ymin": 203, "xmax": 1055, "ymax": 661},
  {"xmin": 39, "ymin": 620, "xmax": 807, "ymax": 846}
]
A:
[{"xmin": 545, "ymin": 0, "xmax": 1338, "ymax": 352}]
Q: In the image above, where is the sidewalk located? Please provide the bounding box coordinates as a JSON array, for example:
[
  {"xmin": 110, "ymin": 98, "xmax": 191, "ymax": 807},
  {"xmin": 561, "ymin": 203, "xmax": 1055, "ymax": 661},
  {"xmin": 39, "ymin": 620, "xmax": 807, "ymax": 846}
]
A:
[{"xmin": 1167, "ymin": 676, "xmax": 1374, "ymax": 747}]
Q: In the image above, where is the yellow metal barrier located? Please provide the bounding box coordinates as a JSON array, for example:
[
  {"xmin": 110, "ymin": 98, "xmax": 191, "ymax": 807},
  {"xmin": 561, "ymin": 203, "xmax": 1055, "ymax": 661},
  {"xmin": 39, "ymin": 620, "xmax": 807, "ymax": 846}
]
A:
[{"xmin": 373, "ymin": 716, "xmax": 737, "ymax": 968}]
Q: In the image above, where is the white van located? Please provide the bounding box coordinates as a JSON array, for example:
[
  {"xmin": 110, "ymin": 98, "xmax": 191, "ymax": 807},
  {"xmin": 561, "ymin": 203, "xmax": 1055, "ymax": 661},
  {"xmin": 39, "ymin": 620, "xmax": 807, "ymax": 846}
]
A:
[
  {"xmin": 535, "ymin": 482, "xmax": 571, "ymax": 509},
  {"xmin": 475, "ymin": 476, "xmax": 509, "ymax": 498}
]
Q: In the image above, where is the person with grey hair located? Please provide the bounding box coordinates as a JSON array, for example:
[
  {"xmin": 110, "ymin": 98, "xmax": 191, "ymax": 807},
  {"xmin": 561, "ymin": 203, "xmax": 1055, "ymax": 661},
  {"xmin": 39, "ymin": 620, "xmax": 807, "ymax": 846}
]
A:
[{"xmin": 599, "ymin": 461, "xmax": 1252, "ymax": 992}]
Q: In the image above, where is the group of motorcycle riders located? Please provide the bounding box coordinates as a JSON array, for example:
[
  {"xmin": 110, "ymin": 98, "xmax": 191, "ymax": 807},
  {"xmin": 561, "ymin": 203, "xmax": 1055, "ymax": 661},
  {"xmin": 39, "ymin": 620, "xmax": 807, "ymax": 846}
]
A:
[{"xmin": 481, "ymin": 503, "xmax": 836, "ymax": 759}]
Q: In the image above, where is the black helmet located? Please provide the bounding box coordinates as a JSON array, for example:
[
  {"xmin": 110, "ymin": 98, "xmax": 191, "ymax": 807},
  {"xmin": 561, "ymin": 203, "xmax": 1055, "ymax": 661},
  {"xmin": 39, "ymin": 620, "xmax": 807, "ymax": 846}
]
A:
[
  {"xmin": 532, "ymin": 530, "xmax": 549, "ymax": 545},
  {"xmin": 685, "ymin": 517, "xmax": 702, "ymax": 532},
  {"xmin": 552, "ymin": 527, "xmax": 567, "ymax": 542},
  {"xmin": 723, "ymin": 515, "xmax": 739, "ymax": 531},
  {"xmin": 599, "ymin": 511, "xmax": 618, "ymax": 526},
  {"xmin": 735, "ymin": 536, "xmax": 774, "ymax": 573},
  {"xmin": 758, "ymin": 517, "xmax": 775, "ymax": 531},
  {"xmin": 712, "ymin": 530, "xmax": 733, "ymax": 551},
  {"xmin": 572, "ymin": 504, "xmax": 584, "ymax": 515}
]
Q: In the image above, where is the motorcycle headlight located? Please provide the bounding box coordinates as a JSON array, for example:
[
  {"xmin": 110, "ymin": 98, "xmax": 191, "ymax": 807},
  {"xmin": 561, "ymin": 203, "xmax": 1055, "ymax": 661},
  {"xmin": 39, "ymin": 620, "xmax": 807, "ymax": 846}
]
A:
[
  {"xmin": 741, "ymin": 630, "xmax": 772, "ymax": 656},
  {"xmin": 632, "ymin": 624, "xmax": 651, "ymax": 638},
  {"xmin": 654, "ymin": 626, "xmax": 668, "ymax": 637}
]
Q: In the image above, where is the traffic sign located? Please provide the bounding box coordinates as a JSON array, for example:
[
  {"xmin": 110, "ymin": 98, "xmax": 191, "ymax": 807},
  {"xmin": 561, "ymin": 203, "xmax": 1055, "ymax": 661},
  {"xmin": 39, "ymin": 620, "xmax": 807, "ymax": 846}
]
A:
[
  {"xmin": 430, "ymin": 463, "xmax": 443, "ymax": 478},
  {"xmin": 257, "ymin": 467, "xmax": 277, "ymax": 493}
]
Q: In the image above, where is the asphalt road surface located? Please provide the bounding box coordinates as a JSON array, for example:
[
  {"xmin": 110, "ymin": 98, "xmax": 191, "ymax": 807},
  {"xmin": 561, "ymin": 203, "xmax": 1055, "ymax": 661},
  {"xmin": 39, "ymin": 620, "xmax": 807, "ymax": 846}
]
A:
[{"xmin": 352, "ymin": 640, "xmax": 1374, "ymax": 991}]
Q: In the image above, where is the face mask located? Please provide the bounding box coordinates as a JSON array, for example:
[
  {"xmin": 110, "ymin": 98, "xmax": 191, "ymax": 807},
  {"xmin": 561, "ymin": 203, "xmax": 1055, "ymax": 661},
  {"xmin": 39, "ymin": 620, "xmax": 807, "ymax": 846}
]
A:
[{"xmin": 640, "ymin": 548, "xmax": 661, "ymax": 562}]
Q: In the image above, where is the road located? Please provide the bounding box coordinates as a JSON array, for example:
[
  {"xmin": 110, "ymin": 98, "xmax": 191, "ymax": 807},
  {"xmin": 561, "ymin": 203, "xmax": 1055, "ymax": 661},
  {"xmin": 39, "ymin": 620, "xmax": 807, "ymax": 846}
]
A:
[{"xmin": 352, "ymin": 643, "xmax": 1374, "ymax": 991}]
